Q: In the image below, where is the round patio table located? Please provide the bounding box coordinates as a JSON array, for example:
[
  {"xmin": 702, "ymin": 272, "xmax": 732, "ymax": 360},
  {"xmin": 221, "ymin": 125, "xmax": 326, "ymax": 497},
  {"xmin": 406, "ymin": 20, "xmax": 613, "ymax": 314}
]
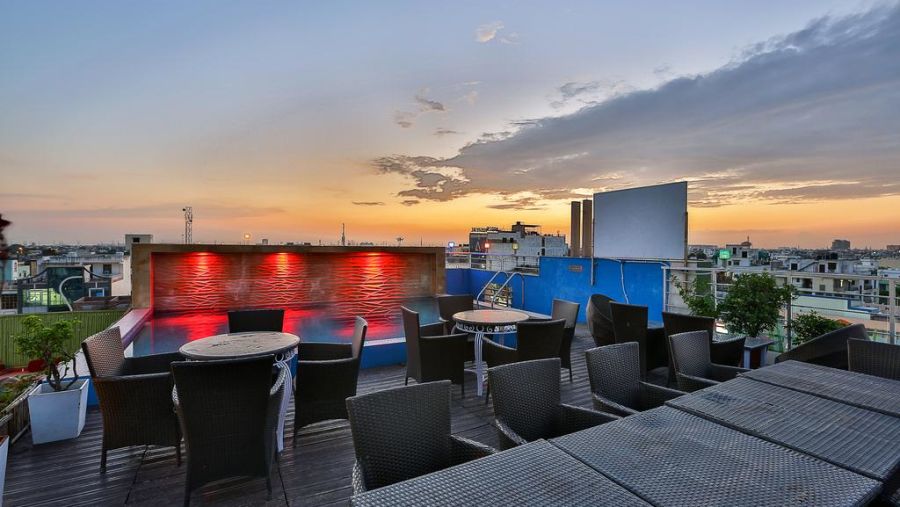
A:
[
  {"xmin": 453, "ymin": 309, "xmax": 530, "ymax": 397},
  {"xmin": 179, "ymin": 331, "xmax": 300, "ymax": 451}
]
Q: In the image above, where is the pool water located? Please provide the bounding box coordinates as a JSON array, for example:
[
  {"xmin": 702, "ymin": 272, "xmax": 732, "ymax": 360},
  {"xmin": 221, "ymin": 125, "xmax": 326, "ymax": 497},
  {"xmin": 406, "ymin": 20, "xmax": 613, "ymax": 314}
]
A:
[{"xmin": 130, "ymin": 296, "xmax": 440, "ymax": 356}]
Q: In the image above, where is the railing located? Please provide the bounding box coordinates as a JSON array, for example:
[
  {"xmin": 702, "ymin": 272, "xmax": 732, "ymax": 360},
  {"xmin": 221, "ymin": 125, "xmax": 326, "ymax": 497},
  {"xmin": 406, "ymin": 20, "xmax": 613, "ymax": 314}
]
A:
[
  {"xmin": 0, "ymin": 309, "xmax": 126, "ymax": 368},
  {"xmin": 445, "ymin": 252, "xmax": 541, "ymax": 274},
  {"xmin": 475, "ymin": 271, "xmax": 527, "ymax": 308},
  {"xmin": 664, "ymin": 266, "xmax": 898, "ymax": 351}
]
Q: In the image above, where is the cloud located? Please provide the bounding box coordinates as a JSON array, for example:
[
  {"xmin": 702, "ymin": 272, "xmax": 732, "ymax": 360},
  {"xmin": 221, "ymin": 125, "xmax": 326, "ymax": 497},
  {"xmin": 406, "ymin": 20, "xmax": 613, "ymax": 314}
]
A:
[
  {"xmin": 5, "ymin": 202, "xmax": 285, "ymax": 219},
  {"xmin": 393, "ymin": 111, "xmax": 415, "ymax": 128},
  {"xmin": 377, "ymin": 5, "xmax": 900, "ymax": 207},
  {"xmin": 352, "ymin": 201, "xmax": 385, "ymax": 206},
  {"xmin": 462, "ymin": 90, "xmax": 479, "ymax": 105},
  {"xmin": 401, "ymin": 199, "xmax": 420, "ymax": 206},
  {"xmin": 415, "ymin": 94, "xmax": 446, "ymax": 112},
  {"xmin": 434, "ymin": 127, "xmax": 461, "ymax": 137},
  {"xmin": 487, "ymin": 196, "xmax": 545, "ymax": 210},
  {"xmin": 551, "ymin": 80, "xmax": 634, "ymax": 109},
  {"xmin": 475, "ymin": 21, "xmax": 504, "ymax": 43},
  {"xmin": 394, "ymin": 91, "xmax": 447, "ymax": 128}
]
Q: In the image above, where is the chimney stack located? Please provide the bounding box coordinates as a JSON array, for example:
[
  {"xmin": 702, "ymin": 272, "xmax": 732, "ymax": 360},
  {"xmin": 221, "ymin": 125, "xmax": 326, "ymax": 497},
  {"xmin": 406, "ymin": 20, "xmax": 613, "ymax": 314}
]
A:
[
  {"xmin": 581, "ymin": 199, "xmax": 593, "ymax": 258},
  {"xmin": 570, "ymin": 201, "xmax": 581, "ymax": 257}
]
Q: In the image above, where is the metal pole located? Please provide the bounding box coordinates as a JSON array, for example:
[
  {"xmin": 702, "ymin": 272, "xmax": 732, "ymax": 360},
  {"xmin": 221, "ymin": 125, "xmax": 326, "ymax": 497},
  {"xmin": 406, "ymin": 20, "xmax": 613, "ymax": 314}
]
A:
[{"xmin": 890, "ymin": 279, "xmax": 896, "ymax": 344}]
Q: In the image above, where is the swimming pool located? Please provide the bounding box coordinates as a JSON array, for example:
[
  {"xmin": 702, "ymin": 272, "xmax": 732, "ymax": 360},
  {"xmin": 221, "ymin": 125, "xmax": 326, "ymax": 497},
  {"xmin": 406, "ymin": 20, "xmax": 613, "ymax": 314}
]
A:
[{"xmin": 129, "ymin": 296, "xmax": 440, "ymax": 356}]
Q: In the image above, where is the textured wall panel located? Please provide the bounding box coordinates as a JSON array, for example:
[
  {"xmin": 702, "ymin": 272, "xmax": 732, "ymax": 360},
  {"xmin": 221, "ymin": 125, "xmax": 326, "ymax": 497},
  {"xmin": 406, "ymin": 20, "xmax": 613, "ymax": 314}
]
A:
[{"xmin": 151, "ymin": 252, "xmax": 435, "ymax": 321}]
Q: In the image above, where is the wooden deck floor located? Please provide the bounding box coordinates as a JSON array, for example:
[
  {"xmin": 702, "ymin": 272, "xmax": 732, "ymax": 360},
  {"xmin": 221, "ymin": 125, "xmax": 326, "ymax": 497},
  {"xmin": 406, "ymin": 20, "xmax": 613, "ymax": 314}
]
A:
[{"xmin": 4, "ymin": 327, "xmax": 637, "ymax": 506}]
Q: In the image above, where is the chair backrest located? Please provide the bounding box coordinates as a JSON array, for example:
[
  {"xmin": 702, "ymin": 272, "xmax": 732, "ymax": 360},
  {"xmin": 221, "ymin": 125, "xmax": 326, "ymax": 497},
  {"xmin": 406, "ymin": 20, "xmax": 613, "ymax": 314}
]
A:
[
  {"xmin": 848, "ymin": 339, "xmax": 900, "ymax": 380},
  {"xmin": 669, "ymin": 331, "xmax": 712, "ymax": 377},
  {"xmin": 775, "ymin": 323, "xmax": 869, "ymax": 369},
  {"xmin": 227, "ymin": 309, "xmax": 285, "ymax": 333},
  {"xmin": 662, "ymin": 312, "xmax": 715, "ymax": 342},
  {"xmin": 515, "ymin": 319, "xmax": 566, "ymax": 361},
  {"xmin": 585, "ymin": 343, "xmax": 641, "ymax": 409},
  {"xmin": 171, "ymin": 356, "xmax": 277, "ymax": 478},
  {"xmin": 351, "ymin": 316, "xmax": 368, "ymax": 360},
  {"xmin": 551, "ymin": 299, "xmax": 580, "ymax": 329},
  {"xmin": 489, "ymin": 358, "xmax": 561, "ymax": 442},
  {"xmin": 437, "ymin": 295, "xmax": 473, "ymax": 322},
  {"xmin": 81, "ymin": 327, "xmax": 125, "ymax": 377},
  {"xmin": 346, "ymin": 381, "xmax": 452, "ymax": 490},
  {"xmin": 401, "ymin": 307, "xmax": 422, "ymax": 378},
  {"xmin": 586, "ymin": 294, "xmax": 615, "ymax": 346},
  {"xmin": 610, "ymin": 302, "xmax": 648, "ymax": 345}
]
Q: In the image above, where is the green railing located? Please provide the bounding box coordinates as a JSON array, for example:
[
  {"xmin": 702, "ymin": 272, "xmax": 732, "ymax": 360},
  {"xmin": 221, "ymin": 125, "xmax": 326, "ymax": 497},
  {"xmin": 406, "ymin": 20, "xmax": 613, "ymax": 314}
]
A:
[{"xmin": 0, "ymin": 310, "xmax": 126, "ymax": 368}]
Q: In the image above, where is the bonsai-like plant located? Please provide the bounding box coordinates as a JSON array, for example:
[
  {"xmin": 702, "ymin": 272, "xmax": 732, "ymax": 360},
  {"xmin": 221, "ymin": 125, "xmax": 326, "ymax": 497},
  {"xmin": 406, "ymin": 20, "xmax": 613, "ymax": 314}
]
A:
[
  {"xmin": 14, "ymin": 316, "xmax": 80, "ymax": 392},
  {"xmin": 718, "ymin": 273, "xmax": 793, "ymax": 337},
  {"xmin": 674, "ymin": 276, "xmax": 719, "ymax": 318},
  {"xmin": 792, "ymin": 311, "xmax": 846, "ymax": 345}
]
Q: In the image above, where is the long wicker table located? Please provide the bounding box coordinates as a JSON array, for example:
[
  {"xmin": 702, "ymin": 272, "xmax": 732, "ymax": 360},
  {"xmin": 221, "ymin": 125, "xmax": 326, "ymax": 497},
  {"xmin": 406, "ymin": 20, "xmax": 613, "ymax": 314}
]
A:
[
  {"xmin": 551, "ymin": 406, "xmax": 879, "ymax": 506},
  {"xmin": 740, "ymin": 359, "xmax": 900, "ymax": 417},
  {"xmin": 667, "ymin": 376, "xmax": 900, "ymax": 483},
  {"xmin": 350, "ymin": 439, "xmax": 650, "ymax": 506}
]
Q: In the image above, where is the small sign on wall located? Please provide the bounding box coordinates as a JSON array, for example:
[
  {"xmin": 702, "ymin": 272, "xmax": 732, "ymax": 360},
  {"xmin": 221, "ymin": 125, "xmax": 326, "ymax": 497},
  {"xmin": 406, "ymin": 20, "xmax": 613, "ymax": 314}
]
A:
[{"xmin": 568, "ymin": 264, "xmax": 583, "ymax": 273}]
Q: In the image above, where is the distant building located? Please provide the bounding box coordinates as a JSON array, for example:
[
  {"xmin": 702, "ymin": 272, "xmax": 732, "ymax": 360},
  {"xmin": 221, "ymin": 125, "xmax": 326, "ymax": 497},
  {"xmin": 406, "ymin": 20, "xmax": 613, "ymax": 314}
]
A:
[
  {"xmin": 831, "ymin": 239, "xmax": 851, "ymax": 250},
  {"xmin": 468, "ymin": 222, "xmax": 566, "ymax": 271},
  {"xmin": 125, "ymin": 234, "xmax": 153, "ymax": 254},
  {"xmin": 887, "ymin": 244, "xmax": 900, "ymax": 253},
  {"xmin": 722, "ymin": 238, "xmax": 756, "ymax": 268}
]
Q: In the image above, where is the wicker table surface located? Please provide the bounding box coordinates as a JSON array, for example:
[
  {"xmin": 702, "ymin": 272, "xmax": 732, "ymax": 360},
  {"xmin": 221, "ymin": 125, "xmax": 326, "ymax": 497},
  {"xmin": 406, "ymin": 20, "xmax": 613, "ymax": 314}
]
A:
[
  {"xmin": 667, "ymin": 376, "xmax": 900, "ymax": 482},
  {"xmin": 179, "ymin": 331, "xmax": 300, "ymax": 360},
  {"xmin": 741, "ymin": 360, "xmax": 900, "ymax": 418},
  {"xmin": 452, "ymin": 309, "xmax": 530, "ymax": 328},
  {"xmin": 551, "ymin": 407, "xmax": 880, "ymax": 507},
  {"xmin": 350, "ymin": 439, "xmax": 650, "ymax": 507}
]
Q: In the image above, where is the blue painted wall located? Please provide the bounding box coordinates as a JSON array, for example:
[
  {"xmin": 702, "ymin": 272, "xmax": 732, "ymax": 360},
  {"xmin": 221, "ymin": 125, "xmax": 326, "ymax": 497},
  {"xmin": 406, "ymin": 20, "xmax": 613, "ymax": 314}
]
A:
[{"xmin": 446, "ymin": 257, "xmax": 668, "ymax": 322}]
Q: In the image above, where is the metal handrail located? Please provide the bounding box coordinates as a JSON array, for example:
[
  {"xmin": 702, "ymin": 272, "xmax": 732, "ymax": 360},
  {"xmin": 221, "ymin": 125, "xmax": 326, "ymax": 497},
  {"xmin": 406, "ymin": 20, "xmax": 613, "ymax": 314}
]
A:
[
  {"xmin": 475, "ymin": 270, "xmax": 506, "ymax": 303},
  {"xmin": 488, "ymin": 272, "xmax": 526, "ymax": 309}
]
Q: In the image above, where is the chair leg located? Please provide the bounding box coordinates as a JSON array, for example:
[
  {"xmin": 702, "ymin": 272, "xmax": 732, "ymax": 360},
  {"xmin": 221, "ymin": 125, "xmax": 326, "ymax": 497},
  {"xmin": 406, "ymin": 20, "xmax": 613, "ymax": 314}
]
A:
[
  {"xmin": 266, "ymin": 475, "xmax": 273, "ymax": 500},
  {"xmin": 100, "ymin": 447, "xmax": 108, "ymax": 472},
  {"xmin": 568, "ymin": 367, "xmax": 573, "ymax": 383},
  {"xmin": 460, "ymin": 380, "xmax": 465, "ymax": 397},
  {"xmin": 484, "ymin": 385, "xmax": 490, "ymax": 405},
  {"xmin": 404, "ymin": 376, "xmax": 409, "ymax": 386},
  {"xmin": 175, "ymin": 440, "xmax": 182, "ymax": 466}
]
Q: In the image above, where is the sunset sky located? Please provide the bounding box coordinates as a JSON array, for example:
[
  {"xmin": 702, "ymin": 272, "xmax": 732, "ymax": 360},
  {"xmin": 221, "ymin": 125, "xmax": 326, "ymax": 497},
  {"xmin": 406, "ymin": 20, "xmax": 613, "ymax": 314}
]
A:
[{"xmin": 2, "ymin": 1, "xmax": 898, "ymax": 248}]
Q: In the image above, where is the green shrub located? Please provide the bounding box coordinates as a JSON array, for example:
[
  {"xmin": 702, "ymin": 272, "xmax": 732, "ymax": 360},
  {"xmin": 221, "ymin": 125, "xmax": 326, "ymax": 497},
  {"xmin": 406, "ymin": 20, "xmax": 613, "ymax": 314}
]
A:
[
  {"xmin": 792, "ymin": 312, "xmax": 845, "ymax": 345},
  {"xmin": 718, "ymin": 273, "xmax": 793, "ymax": 337},
  {"xmin": 674, "ymin": 276, "xmax": 719, "ymax": 318},
  {"xmin": 14, "ymin": 315, "xmax": 81, "ymax": 392}
]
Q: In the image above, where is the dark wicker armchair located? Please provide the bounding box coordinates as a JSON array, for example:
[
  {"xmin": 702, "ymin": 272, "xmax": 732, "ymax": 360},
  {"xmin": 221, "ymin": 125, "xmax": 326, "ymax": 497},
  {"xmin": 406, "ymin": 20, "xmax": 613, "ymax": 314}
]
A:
[
  {"xmin": 662, "ymin": 312, "xmax": 744, "ymax": 368},
  {"xmin": 293, "ymin": 316, "xmax": 368, "ymax": 443},
  {"xmin": 437, "ymin": 294, "xmax": 474, "ymax": 333},
  {"xmin": 848, "ymin": 338, "xmax": 900, "ymax": 380},
  {"xmin": 775, "ymin": 323, "xmax": 869, "ymax": 369},
  {"xmin": 489, "ymin": 358, "xmax": 618, "ymax": 450},
  {"xmin": 482, "ymin": 319, "xmax": 566, "ymax": 368},
  {"xmin": 81, "ymin": 327, "xmax": 182, "ymax": 472},
  {"xmin": 585, "ymin": 342, "xmax": 685, "ymax": 417},
  {"xmin": 227, "ymin": 309, "xmax": 285, "ymax": 333},
  {"xmin": 346, "ymin": 380, "xmax": 496, "ymax": 493},
  {"xmin": 172, "ymin": 356, "xmax": 286, "ymax": 506},
  {"xmin": 586, "ymin": 294, "xmax": 616, "ymax": 347},
  {"xmin": 669, "ymin": 331, "xmax": 748, "ymax": 392},
  {"xmin": 610, "ymin": 302, "xmax": 651, "ymax": 378},
  {"xmin": 402, "ymin": 307, "xmax": 469, "ymax": 395},
  {"xmin": 551, "ymin": 299, "xmax": 580, "ymax": 382}
]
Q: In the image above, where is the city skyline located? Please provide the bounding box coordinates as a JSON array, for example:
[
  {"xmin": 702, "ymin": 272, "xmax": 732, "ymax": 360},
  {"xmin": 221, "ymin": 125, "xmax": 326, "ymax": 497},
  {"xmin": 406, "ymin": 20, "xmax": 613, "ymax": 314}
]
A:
[{"xmin": 2, "ymin": 1, "xmax": 899, "ymax": 248}]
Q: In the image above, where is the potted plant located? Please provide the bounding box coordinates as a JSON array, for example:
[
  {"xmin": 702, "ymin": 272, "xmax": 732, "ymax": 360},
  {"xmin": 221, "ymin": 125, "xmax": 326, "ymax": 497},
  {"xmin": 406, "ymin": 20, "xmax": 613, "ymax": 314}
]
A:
[
  {"xmin": 15, "ymin": 315, "xmax": 89, "ymax": 444},
  {"xmin": 0, "ymin": 373, "xmax": 40, "ymax": 494},
  {"xmin": 792, "ymin": 311, "xmax": 847, "ymax": 345},
  {"xmin": 717, "ymin": 272, "xmax": 794, "ymax": 338}
]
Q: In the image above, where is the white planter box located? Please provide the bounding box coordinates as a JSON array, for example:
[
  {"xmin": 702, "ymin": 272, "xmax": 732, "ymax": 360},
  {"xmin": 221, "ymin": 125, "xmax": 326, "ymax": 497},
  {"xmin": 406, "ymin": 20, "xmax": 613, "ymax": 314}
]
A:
[
  {"xmin": 0, "ymin": 435, "xmax": 8, "ymax": 504},
  {"xmin": 26, "ymin": 379, "xmax": 90, "ymax": 444}
]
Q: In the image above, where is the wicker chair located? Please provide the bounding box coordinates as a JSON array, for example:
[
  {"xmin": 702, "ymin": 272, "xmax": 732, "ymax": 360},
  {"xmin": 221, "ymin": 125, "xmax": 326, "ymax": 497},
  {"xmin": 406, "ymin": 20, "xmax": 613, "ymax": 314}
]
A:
[
  {"xmin": 482, "ymin": 319, "xmax": 566, "ymax": 368},
  {"xmin": 489, "ymin": 358, "xmax": 618, "ymax": 450},
  {"xmin": 437, "ymin": 294, "xmax": 474, "ymax": 333},
  {"xmin": 610, "ymin": 302, "xmax": 651, "ymax": 378},
  {"xmin": 848, "ymin": 338, "xmax": 900, "ymax": 380},
  {"xmin": 585, "ymin": 342, "xmax": 685, "ymax": 417},
  {"xmin": 669, "ymin": 331, "xmax": 748, "ymax": 392},
  {"xmin": 172, "ymin": 356, "xmax": 285, "ymax": 506},
  {"xmin": 551, "ymin": 299, "xmax": 580, "ymax": 382},
  {"xmin": 662, "ymin": 312, "xmax": 744, "ymax": 368},
  {"xmin": 775, "ymin": 323, "xmax": 869, "ymax": 369},
  {"xmin": 586, "ymin": 294, "xmax": 616, "ymax": 347},
  {"xmin": 81, "ymin": 327, "xmax": 183, "ymax": 472},
  {"xmin": 293, "ymin": 317, "xmax": 367, "ymax": 443},
  {"xmin": 227, "ymin": 309, "xmax": 285, "ymax": 333},
  {"xmin": 346, "ymin": 380, "xmax": 496, "ymax": 493},
  {"xmin": 401, "ymin": 307, "xmax": 469, "ymax": 395}
]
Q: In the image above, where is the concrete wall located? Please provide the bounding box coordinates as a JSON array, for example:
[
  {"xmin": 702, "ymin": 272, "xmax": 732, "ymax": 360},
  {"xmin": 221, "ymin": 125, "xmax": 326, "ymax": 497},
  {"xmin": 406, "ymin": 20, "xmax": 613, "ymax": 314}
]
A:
[{"xmin": 446, "ymin": 256, "xmax": 668, "ymax": 322}]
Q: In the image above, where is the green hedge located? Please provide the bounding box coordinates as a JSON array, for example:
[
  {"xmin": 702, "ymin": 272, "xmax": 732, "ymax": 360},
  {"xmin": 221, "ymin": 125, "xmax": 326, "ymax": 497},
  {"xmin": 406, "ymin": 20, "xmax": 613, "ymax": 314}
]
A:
[{"xmin": 0, "ymin": 310, "xmax": 126, "ymax": 368}]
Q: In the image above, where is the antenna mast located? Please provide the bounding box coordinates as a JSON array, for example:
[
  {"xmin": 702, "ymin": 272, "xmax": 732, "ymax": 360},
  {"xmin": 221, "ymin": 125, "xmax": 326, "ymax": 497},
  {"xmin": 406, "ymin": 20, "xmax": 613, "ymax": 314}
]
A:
[
  {"xmin": 341, "ymin": 223, "xmax": 346, "ymax": 246},
  {"xmin": 182, "ymin": 206, "xmax": 193, "ymax": 244}
]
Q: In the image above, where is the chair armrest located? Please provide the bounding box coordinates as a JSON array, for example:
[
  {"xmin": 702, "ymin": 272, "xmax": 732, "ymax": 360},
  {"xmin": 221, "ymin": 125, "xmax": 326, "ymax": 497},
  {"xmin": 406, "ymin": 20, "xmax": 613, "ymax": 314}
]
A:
[
  {"xmin": 592, "ymin": 393, "xmax": 639, "ymax": 417},
  {"xmin": 298, "ymin": 342, "xmax": 351, "ymax": 361},
  {"xmin": 481, "ymin": 338, "xmax": 517, "ymax": 367},
  {"xmin": 351, "ymin": 460, "xmax": 368, "ymax": 495},
  {"xmin": 709, "ymin": 363, "xmax": 748, "ymax": 382},
  {"xmin": 494, "ymin": 419, "xmax": 528, "ymax": 450},
  {"xmin": 124, "ymin": 352, "xmax": 182, "ymax": 375},
  {"xmin": 639, "ymin": 381, "xmax": 686, "ymax": 409},
  {"xmin": 420, "ymin": 322, "xmax": 447, "ymax": 337},
  {"xmin": 676, "ymin": 372, "xmax": 719, "ymax": 393},
  {"xmin": 558, "ymin": 403, "xmax": 619, "ymax": 434},
  {"xmin": 450, "ymin": 435, "xmax": 496, "ymax": 465}
]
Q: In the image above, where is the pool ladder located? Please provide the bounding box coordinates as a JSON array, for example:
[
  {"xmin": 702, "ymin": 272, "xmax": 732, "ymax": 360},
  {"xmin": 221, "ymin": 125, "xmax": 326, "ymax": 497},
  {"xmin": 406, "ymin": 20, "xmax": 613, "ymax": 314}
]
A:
[{"xmin": 476, "ymin": 271, "xmax": 525, "ymax": 309}]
